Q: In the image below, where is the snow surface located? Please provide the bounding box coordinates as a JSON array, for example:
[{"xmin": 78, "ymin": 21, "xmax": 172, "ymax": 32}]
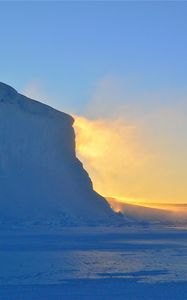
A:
[
  {"xmin": 0, "ymin": 226, "xmax": 187, "ymax": 299},
  {"xmin": 0, "ymin": 82, "xmax": 116, "ymax": 225}
]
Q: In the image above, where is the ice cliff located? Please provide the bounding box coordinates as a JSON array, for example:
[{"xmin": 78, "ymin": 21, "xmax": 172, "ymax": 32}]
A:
[{"xmin": 0, "ymin": 82, "xmax": 116, "ymax": 225}]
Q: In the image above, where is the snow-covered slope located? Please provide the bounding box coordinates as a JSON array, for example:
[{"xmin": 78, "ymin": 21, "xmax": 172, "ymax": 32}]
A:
[{"xmin": 0, "ymin": 82, "xmax": 116, "ymax": 225}]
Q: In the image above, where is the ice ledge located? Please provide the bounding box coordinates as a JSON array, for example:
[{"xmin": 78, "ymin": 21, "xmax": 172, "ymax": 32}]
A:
[
  {"xmin": 0, "ymin": 82, "xmax": 18, "ymax": 100},
  {"xmin": 0, "ymin": 82, "xmax": 74, "ymax": 123}
]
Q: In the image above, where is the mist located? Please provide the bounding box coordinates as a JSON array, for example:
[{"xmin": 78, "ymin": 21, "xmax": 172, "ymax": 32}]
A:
[
  {"xmin": 107, "ymin": 197, "xmax": 187, "ymax": 224},
  {"xmin": 74, "ymin": 76, "xmax": 187, "ymax": 205}
]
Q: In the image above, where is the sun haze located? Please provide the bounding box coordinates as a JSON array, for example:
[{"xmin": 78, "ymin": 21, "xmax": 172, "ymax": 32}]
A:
[{"xmin": 74, "ymin": 113, "xmax": 187, "ymax": 207}]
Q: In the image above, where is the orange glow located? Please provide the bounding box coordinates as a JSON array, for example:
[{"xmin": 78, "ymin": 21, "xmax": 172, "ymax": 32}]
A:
[
  {"xmin": 74, "ymin": 115, "xmax": 148, "ymax": 197},
  {"xmin": 74, "ymin": 115, "xmax": 187, "ymax": 206}
]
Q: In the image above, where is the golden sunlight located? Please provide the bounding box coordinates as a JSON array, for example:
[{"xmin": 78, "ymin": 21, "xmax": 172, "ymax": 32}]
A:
[{"xmin": 74, "ymin": 115, "xmax": 187, "ymax": 207}]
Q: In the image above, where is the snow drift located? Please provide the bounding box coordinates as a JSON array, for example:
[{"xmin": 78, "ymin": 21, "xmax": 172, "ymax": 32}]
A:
[{"xmin": 0, "ymin": 82, "xmax": 116, "ymax": 225}]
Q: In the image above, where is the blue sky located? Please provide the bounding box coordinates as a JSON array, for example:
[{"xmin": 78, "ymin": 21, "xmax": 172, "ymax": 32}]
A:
[{"xmin": 0, "ymin": 1, "xmax": 187, "ymax": 114}]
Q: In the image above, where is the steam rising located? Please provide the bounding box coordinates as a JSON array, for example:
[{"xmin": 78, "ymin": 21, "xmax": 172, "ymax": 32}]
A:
[
  {"xmin": 74, "ymin": 115, "xmax": 149, "ymax": 200},
  {"xmin": 74, "ymin": 76, "xmax": 187, "ymax": 206}
]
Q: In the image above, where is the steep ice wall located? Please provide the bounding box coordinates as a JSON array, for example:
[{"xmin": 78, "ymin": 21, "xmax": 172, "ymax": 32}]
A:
[{"xmin": 0, "ymin": 83, "xmax": 115, "ymax": 224}]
